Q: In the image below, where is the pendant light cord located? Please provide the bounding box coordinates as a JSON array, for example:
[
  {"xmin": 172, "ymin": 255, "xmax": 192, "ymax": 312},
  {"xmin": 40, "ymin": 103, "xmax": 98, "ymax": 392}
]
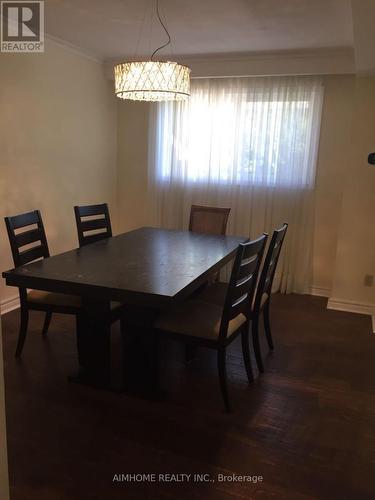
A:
[{"xmin": 150, "ymin": 0, "xmax": 171, "ymax": 60}]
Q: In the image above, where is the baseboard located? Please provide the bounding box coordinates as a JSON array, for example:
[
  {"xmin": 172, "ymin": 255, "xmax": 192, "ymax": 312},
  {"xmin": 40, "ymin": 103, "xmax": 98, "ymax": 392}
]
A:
[
  {"xmin": 309, "ymin": 286, "xmax": 331, "ymax": 297},
  {"xmin": 327, "ymin": 297, "xmax": 375, "ymax": 316},
  {"xmin": 0, "ymin": 295, "xmax": 20, "ymax": 315},
  {"xmin": 327, "ymin": 297, "xmax": 375, "ymax": 333}
]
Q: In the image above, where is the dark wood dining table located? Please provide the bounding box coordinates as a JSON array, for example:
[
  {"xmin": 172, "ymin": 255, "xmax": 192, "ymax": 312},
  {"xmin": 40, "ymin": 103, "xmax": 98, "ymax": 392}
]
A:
[{"xmin": 2, "ymin": 227, "xmax": 247, "ymax": 395}]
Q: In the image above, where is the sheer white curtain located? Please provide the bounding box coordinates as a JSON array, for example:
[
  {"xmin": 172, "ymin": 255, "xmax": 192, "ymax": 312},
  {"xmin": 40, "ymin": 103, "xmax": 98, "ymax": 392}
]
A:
[{"xmin": 148, "ymin": 76, "xmax": 323, "ymax": 293}]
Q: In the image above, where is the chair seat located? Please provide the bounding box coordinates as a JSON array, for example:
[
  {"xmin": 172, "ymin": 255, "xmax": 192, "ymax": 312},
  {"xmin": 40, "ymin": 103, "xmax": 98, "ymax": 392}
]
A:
[
  {"xmin": 155, "ymin": 299, "xmax": 246, "ymax": 340},
  {"xmin": 27, "ymin": 290, "xmax": 81, "ymax": 309},
  {"xmin": 27, "ymin": 290, "xmax": 122, "ymax": 312},
  {"xmin": 198, "ymin": 282, "xmax": 269, "ymax": 311}
]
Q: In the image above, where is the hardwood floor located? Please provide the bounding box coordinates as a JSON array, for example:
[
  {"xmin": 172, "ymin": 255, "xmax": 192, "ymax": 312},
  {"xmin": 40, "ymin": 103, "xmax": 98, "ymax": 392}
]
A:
[{"xmin": 1, "ymin": 294, "xmax": 374, "ymax": 500}]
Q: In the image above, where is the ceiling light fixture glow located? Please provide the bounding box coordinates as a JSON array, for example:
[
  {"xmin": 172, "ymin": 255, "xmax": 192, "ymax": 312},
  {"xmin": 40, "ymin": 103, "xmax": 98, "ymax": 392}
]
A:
[{"xmin": 114, "ymin": 0, "xmax": 191, "ymax": 102}]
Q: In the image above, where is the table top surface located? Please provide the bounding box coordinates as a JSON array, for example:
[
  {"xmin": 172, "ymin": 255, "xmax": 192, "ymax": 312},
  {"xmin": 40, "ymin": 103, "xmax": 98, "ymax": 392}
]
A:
[{"xmin": 3, "ymin": 227, "xmax": 246, "ymax": 306}]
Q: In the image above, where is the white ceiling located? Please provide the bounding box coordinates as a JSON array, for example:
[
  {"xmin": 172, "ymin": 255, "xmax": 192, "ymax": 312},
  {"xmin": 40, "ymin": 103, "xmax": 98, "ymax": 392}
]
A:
[{"xmin": 46, "ymin": 0, "xmax": 354, "ymax": 61}]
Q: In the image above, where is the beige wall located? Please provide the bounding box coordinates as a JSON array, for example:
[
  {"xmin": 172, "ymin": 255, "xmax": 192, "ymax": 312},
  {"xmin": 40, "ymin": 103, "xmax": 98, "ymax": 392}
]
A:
[
  {"xmin": 0, "ymin": 40, "xmax": 118, "ymax": 308},
  {"xmin": 0, "ymin": 321, "xmax": 9, "ymax": 500},
  {"xmin": 117, "ymin": 101, "xmax": 150, "ymax": 233},
  {"xmin": 312, "ymin": 75, "xmax": 355, "ymax": 293},
  {"xmin": 330, "ymin": 76, "xmax": 375, "ymax": 308},
  {"xmin": 116, "ymin": 75, "xmax": 364, "ymax": 298}
]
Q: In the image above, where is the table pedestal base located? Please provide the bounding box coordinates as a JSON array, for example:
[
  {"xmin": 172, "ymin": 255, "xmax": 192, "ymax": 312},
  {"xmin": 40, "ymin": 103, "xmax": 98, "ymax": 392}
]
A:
[
  {"xmin": 73, "ymin": 297, "xmax": 111, "ymax": 388},
  {"xmin": 121, "ymin": 306, "xmax": 162, "ymax": 399},
  {"xmin": 71, "ymin": 300, "xmax": 163, "ymax": 399}
]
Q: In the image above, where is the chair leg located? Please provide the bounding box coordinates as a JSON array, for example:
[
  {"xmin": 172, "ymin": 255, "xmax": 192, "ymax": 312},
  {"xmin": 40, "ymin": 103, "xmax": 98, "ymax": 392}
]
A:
[
  {"xmin": 41, "ymin": 312, "xmax": 52, "ymax": 338},
  {"xmin": 218, "ymin": 347, "xmax": 231, "ymax": 412},
  {"xmin": 15, "ymin": 306, "xmax": 29, "ymax": 358},
  {"xmin": 251, "ymin": 316, "xmax": 264, "ymax": 374},
  {"xmin": 241, "ymin": 324, "xmax": 254, "ymax": 383},
  {"xmin": 263, "ymin": 302, "xmax": 274, "ymax": 350}
]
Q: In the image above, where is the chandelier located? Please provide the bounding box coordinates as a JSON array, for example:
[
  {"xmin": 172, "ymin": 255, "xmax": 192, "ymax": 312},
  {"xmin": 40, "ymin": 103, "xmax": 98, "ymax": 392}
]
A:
[{"xmin": 114, "ymin": 0, "xmax": 191, "ymax": 102}]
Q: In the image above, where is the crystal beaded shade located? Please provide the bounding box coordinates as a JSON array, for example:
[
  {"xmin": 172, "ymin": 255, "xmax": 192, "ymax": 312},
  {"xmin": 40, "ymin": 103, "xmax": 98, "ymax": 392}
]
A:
[{"xmin": 114, "ymin": 61, "xmax": 191, "ymax": 102}]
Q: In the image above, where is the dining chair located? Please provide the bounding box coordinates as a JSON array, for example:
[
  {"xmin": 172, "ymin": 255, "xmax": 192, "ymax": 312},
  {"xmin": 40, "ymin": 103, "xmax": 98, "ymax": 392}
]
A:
[
  {"xmin": 189, "ymin": 204, "xmax": 231, "ymax": 286},
  {"xmin": 189, "ymin": 205, "xmax": 231, "ymax": 235},
  {"xmin": 198, "ymin": 223, "xmax": 288, "ymax": 373},
  {"xmin": 74, "ymin": 203, "xmax": 112, "ymax": 247},
  {"xmin": 251, "ymin": 223, "xmax": 288, "ymax": 371},
  {"xmin": 74, "ymin": 203, "xmax": 126, "ymax": 359},
  {"xmin": 186, "ymin": 205, "xmax": 231, "ymax": 362},
  {"xmin": 4, "ymin": 210, "xmax": 123, "ymax": 358},
  {"xmin": 4, "ymin": 210, "xmax": 82, "ymax": 357},
  {"xmin": 154, "ymin": 234, "xmax": 268, "ymax": 412}
]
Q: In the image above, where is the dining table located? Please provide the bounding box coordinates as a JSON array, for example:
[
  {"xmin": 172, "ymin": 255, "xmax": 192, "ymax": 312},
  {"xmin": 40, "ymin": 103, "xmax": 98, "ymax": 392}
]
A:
[{"xmin": 2, "ymin": 227, "xmax": 247, "ymax": 396}]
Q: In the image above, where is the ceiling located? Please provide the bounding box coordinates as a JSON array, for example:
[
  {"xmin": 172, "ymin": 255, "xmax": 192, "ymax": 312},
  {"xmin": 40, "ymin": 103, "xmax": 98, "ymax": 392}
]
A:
[{"xmin": 45, "ymin": 0, "xmax": 354, "ymax": 61}]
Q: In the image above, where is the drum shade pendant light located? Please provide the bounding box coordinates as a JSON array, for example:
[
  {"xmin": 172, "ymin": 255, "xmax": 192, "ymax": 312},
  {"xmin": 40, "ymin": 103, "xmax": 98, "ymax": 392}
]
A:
[{"xmin": 114, "ymin": 0, "xmax": 191, "ymax": 102}]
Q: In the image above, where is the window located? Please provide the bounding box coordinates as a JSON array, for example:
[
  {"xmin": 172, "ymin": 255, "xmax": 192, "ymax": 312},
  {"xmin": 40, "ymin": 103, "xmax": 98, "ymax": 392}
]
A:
[{"xmin": 153, "ymin": 76, "xmax": 323, "ymax": 189}]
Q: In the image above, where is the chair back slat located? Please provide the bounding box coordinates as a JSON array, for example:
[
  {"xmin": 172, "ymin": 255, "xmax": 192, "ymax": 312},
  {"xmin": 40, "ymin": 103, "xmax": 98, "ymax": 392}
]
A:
[
  {"xmin": 15, "ymin": 228, "xmax": 44, "ymax": 247},
  {"xmin": 76, "ymin": 203, "xmax": 109, "ymax": 217},
  {"xmin": 18, "ymin": 244, "xmax": 48, "ymax": 266},
  {"xmin": 8, "ymin": 211, "xmax": 40, "ymax": 230},
  {"xmin": 80, "ymin": 218, "xmax": 108, "ymax": 232},
  {"xmin": 219, "ymin": 234, "xmax": 268, "ymax": 340},
  {"xmin": 254, "ymin": 223, "xmax": 288, "ymax": 310},
  {"xmin": 4, "ymin": 210, "xmax": 50, "ymax": 268},
  {"xmin": 189, "ymin": 205, "xmax": 230, "ymax": 236},
  {"xmin": 230, "ymin": 292, "xmax": 251, "ymax": 319},
  {"xmin": 232, "ymin": 269, "xmax": 257, "ymax": 302},
  {"xmin": 236, "ymin": 253, "xmax": 258, "ymax": 281},
  {"xmin": 79, "ymin": 232, "xmax": 111, "ymax": 246},
  {"xmin": 74, "ymin": 203, "xmax": 112, "ymax": 247}
]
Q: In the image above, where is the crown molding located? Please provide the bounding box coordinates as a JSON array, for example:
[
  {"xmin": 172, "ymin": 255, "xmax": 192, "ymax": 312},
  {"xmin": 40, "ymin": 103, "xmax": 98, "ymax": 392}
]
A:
[
  {"xmin": 104, "ymin": 47, "xmax": 355, "ymax": 80},
  {"xmin": 178, "ymin": 47, "xmax": 354, "ymax": 63},
  {"xmin": 45, "ymin": 34, "xmax": 103, "ymax": 64},
  {"xmin": 181, "ymin": 47, "xmax": 355, "ymax": 79}
]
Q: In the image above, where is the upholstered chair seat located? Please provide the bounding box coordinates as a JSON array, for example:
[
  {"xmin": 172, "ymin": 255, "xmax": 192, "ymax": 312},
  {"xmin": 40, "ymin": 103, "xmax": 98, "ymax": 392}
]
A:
[
  {"xmin": 156, "ymin": 300, "xmax": 246, "ymax": 340},
  {"xmin": 27, "ymin": 290, "xmax": 122, "ymax": 312}
]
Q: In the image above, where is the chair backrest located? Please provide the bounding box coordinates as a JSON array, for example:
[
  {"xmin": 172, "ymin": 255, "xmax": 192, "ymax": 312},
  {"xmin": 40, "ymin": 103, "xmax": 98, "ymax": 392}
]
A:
[
  {"xmin": 4, "ymin": 210, "xmax": 50, "ymax": 268},
  {"xmin": 220, "ymin": 234, "xmax": 268, "ymax": 341},
  {"xmin": 253, "ymin": 223, "xmax": 288, "ymax": 310},
  {"xmin": 189, "ymin": 205, "xmax": 231, "ymax": 236},
  {"xmin": 74, "ymin": 203, "xmax": 112, "ymax": 247}
]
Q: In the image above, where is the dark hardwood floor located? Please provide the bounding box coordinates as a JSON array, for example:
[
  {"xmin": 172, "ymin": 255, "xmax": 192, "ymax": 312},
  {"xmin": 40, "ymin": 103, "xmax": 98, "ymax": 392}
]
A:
[{"xmin": 1, "ymin": 294, "xmax": 374, "ymax": 500}]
